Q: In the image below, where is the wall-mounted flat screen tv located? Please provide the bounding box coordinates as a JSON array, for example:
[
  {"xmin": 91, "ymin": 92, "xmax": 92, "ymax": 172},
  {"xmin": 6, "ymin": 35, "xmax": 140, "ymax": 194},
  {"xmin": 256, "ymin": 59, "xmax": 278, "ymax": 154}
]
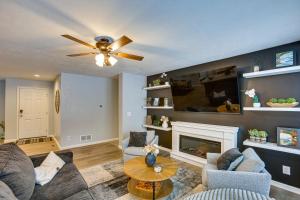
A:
[{"xmin": 170, "ymin": 66, "xmax": 241, "ymax": 113}]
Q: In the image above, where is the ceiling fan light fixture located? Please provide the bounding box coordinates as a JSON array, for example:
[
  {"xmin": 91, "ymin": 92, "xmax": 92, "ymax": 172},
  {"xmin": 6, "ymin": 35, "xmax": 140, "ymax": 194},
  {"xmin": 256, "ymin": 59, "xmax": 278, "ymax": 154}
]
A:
[
  {"xmin": 108, "ymin": 56, "xmax": 118, "ymax": 66},
  {"xmin": 95, "ymin": 53, "xmax": 105, "ymax": 67}
]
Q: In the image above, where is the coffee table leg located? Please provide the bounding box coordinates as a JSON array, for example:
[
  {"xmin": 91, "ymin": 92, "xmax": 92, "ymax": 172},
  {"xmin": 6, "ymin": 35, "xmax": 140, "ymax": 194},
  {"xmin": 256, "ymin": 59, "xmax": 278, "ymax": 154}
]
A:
[{"xmin": 152, "ymin": 182, "xmax": 155, "ymax": 200}]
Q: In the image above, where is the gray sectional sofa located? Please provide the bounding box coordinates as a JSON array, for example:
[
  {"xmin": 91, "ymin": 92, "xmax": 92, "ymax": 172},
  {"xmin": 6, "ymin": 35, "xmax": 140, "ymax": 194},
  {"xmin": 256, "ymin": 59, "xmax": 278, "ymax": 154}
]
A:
[{"xmin": 0, "ymin": 143, "xmax": 93, "ymax": 200}]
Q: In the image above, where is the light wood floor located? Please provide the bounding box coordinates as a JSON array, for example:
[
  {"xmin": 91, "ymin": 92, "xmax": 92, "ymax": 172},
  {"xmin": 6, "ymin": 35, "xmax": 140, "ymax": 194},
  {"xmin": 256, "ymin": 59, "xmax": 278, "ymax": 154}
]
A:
[
  {"xmin": 18, "ymin": 139, "xmax": 122, "ymax": 170},
  {"xmin": 17, "ymin": 140, "xmax": 300, "ymax": 200}
]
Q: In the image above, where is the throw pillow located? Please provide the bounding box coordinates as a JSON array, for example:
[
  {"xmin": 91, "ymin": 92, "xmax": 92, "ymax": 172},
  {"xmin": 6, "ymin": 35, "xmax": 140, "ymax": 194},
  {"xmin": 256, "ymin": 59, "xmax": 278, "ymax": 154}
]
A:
[
  {"xmin": 235, "ymin": 159, "xmax": 265, "ymax": 173},
  {"xmin": 0, "ymin": 181, "xmax": 17, "ymax": 200},
  {"xmin": 35, "ymin": 151, "xmax": 65, "ymax": 186},
  {"xmin": 242, "ymin": 148, "xmax": 265, "ymax": 168},
  {"xmin": 217, "ymin": 148, "xmax": 243, "ymax": 170},
  {"xmin": 0, "ymin": 143, "xmax": 35, "ymax": 200},
  {"xmin": 128, "ymin": 131, "xmax": 147, "ymax": 147}
]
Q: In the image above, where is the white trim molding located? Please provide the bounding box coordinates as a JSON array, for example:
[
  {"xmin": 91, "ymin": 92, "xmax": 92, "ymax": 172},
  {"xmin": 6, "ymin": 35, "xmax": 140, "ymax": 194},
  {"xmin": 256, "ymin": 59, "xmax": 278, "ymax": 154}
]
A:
[
  {"xmin": 59, "ymin": 138, "xmax": 119, "ymax": 150},
  {"xmin": 4, "ymin": 138, "xmax": 18, "ymax": 143},
  {"xmin": 171, "ymin": 121, "xmax": 239, "ymax": 166},
  {"xmin": 271, "ymin": 180, "xmax": 300, "ymax": 195}
]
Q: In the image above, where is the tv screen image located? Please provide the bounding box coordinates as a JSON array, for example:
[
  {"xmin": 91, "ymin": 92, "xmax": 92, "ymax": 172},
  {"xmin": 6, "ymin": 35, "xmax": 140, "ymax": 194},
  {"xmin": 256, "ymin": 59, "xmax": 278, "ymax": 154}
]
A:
[{"xmin": 170, "ymin": 66, "xmax": 241, "ymax": 113}]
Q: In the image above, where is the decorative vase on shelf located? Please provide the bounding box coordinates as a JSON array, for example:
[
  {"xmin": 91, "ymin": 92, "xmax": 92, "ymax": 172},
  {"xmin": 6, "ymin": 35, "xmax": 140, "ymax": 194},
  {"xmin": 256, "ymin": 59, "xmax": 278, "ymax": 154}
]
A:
[
  {"xmin": 145, "ymin": 153, "xmax": 156, "ymax": 167},
  {"xmin": 253, "ymin": 102, "xmax": 261, "ymax": 107}
]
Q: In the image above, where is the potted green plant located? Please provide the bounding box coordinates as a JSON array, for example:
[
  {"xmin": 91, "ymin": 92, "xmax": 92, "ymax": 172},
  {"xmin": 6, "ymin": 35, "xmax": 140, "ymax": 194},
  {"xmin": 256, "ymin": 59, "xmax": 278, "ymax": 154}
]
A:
[
  {"xmin": 259, "ymin": 131, "xmax": 268, "ymax": 144},
  {"xmin": 248, "ymin": 129, "xmax": 257, "ymax": 142}
]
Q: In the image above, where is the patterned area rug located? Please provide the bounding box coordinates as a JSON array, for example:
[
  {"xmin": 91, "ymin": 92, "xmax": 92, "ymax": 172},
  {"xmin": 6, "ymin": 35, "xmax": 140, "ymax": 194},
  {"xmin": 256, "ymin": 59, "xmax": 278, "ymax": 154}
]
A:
[
  {"xmin": 79, "ymin": 159, "xmax": 202, "ymax": 200},
  {"xmin": 16, "ymin": 136, "xmax": 53, "ymax": 145}
]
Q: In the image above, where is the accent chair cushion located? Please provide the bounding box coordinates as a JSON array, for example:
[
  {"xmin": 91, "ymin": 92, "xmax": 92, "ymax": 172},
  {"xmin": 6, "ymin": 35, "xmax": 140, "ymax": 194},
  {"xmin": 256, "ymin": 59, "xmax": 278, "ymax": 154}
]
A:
[
  {"xmin": 235, "ymin": 159, "xmax": 265, "ymax": 173},
  {"xmin": 217, "ymin": 148, "xmax": 243, "ymax": 170},
  {"xmin": 0, "ymin": 143, "xmax": 35, "ymax": 200},
  {"xmin": 146, "ymin": 130, "xmax": 155, "ymax": 144},
  {"xmin": 0, "ymin": 180, "xmax": 17, "ymax": 200},
  {"xmin": 128, "ymin": 131, "xmax": 147, "ymax": 147}
]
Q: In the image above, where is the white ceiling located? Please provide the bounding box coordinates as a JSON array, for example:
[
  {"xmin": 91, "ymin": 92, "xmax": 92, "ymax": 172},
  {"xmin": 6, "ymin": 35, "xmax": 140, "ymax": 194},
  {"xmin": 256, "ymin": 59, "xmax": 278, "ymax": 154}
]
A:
[{"xmin": 0, "ymin": 0, "xmax": 300, "ymax": 81}]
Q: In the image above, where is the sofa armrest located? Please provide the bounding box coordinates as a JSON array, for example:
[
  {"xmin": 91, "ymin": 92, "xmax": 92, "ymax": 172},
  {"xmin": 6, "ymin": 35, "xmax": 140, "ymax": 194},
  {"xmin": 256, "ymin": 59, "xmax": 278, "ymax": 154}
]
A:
[
  {"xmin": 206, "ymin": 169, "xmax": 271, "ymax": 196},
  {"xmin": 122, "ymin": 137, "xmax": 130, "ymax": 151},
  {"xmin": 206, "ymin": 153, "xmax": 221, "ymax": 165},
  {"xmin": 30, "ymin": 150, "xmax": 73, "ymax": 167}
]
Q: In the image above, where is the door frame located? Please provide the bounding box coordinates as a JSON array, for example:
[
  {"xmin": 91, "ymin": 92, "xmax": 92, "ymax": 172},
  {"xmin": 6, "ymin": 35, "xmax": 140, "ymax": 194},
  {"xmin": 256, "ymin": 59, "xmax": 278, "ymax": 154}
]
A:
[{"xmin": 17, "ymin": 87, "xmax": 50, "ymax": 139}]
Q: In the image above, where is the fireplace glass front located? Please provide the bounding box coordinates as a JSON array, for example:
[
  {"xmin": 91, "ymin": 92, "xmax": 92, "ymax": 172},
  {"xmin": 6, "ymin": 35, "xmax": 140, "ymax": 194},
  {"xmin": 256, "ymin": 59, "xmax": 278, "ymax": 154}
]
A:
[{"xmin": 179, "ymin": 135, "xmax": 221, "ymax": 159}]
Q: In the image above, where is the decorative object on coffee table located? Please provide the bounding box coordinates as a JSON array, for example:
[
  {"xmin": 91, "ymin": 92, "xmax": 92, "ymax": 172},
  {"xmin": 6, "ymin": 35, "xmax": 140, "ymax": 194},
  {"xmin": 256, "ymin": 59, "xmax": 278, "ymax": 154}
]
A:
[
  {"xmin": 276, "ymin": 50, "xmax": 296, "ymax": 68},
  {"xmin": 124, "ymin": 156, "xmax": 178, "ymax": 200},
  {"xmin": 277, "ymin": 127, "xmax": 300, "ymax": 149},
  {"xmin": 245, "ymin": 88, "xmax": 261, "ymax": 107},
  {"xmin": 144, "ymin": 144, "xmax": 159, "ymax": 167},
  {"xmin": 267, "ymin": 98, "xmax": 299, "ymax": 107}
]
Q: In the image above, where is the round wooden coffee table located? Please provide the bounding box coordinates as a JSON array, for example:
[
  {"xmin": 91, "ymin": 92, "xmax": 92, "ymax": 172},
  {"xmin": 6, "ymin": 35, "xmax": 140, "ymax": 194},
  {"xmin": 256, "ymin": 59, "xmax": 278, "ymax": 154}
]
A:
[{"xmin": 124, "ymin": 156, "xmax": 178, "ymax": 200}]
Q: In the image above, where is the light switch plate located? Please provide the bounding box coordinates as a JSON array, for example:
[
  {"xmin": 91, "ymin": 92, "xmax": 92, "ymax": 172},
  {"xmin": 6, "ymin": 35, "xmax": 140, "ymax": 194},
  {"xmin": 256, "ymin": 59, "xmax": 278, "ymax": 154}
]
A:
[{"xmin": 282, "ymin": 165, "xmax": 291, "ymax": 175}]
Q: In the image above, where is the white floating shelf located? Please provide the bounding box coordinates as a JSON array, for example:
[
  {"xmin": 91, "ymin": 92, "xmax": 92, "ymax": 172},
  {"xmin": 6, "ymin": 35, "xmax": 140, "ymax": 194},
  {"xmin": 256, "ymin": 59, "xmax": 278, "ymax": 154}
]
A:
[
  {"xmin": 243, "ymin": 139, "xmax": 300, "ymax": 155},
  {"xmin": 243, "ymin": 65, "xmax": 300, "ymax": 78},
  {"xmin": 143, "ymin": 106, "xmax": 173, "ymax": 109},
  {"xmin": 143, "ymin": 124, "xmax": 172, "ymax": 131},
  {"xmin": 143, "ymin": 84, "xmax": 170, "ymax": 90},
  {"xmin": 243, "ymin": 107, "xmax": 300, "ymax": 112}
]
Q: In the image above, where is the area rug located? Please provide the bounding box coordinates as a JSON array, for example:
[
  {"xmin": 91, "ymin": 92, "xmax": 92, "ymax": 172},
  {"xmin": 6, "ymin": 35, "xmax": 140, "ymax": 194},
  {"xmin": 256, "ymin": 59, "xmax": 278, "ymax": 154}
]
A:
[
  {"xmin": 16, "ymin": 136, "xmax": 53, "ymax": 145},
  {"xmin": 79, "ymin": 159, "xmax": 202, "ymax": 200}
]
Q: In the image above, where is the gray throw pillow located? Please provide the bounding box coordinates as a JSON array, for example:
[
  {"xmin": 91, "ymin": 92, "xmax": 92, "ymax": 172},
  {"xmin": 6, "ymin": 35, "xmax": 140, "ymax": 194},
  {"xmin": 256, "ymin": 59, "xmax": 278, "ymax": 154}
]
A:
[
  {"xmin": 217, "ymin": 148, "xmax": 243, "ymax": 170},
  {"xmin": 235, "ymin": 159, "xmax": 265, "ymax": 173},
  {"xmin": 0, "ymin": 143, "xmax": 35, "ymax": 200},
  {"xmin": 0, "ymin": 181, "xmax": 17, "ymax": 200},
  {"xmin": 128, "ymin": 132, "xmax": 147, "ymax": 147},
  {"xmin": 242, "ymin": 148, "xmax": 265, "ymax": 168}
]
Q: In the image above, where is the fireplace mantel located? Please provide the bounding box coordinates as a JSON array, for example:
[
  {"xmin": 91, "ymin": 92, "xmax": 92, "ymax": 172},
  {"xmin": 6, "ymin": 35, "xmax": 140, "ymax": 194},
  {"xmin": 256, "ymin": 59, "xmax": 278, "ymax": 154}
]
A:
[{"xmin": 171, "ymin": 121, "xmax": 239, "ymax": 166}]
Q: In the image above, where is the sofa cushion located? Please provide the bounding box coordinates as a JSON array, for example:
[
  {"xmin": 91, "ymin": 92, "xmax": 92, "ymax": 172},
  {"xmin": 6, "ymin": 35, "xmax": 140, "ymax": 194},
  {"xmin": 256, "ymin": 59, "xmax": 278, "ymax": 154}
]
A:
[
  {"xmin": 0, "ymin": 143, "xmax": 35, "ymax": 200},
  {"xmin": 0, "ymin": 180, "xmax": 17, "ymax": 200},
  {"xmin": 30, "ymin": 163, "xmax": 88, "ymax": 200},
  {"xmin": 217, "ymin": 148, "xmax": 243, "ymax": 170},
  {"xmin": 64, "ymin": 190, "xmax": 93, "ymax": 200},
  {"xmin": 128, "ymin": 132, "xmax": 147, "ymax": 147},
  {"xmin": 124, "ymin": 146, "xmax": 145, "ymax": 156}
]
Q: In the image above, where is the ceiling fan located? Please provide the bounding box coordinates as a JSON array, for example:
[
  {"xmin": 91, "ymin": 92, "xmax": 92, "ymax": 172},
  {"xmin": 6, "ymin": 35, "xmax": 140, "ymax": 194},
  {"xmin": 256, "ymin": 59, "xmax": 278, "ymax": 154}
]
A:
[{"xmin": 61, "ymin": 34, "xmax": 144, "ymax": 67}]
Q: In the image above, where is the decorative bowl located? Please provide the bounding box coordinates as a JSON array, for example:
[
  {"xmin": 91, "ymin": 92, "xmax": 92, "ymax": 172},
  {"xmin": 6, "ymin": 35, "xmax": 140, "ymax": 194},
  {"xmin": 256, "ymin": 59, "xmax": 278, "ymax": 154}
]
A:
[{"xmin": 266, "ymin": 102, "xmax": 299, "ymax": 108}]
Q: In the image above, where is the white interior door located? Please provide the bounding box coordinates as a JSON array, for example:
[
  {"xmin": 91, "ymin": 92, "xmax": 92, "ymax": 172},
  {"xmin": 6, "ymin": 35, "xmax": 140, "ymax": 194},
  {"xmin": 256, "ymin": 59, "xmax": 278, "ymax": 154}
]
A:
[{"xmin": 18, "ymin": 88, "xmax": 49, "ymax": 139}]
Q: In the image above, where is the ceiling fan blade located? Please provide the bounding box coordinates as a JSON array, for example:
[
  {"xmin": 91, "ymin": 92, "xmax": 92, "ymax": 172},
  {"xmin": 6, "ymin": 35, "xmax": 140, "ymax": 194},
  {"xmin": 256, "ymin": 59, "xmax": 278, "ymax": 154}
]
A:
[
  {"xmin": 66, "ymin": 52, "xmax": 96, "ymax": 57},
  {"xmin": 61, "ymin": 34, "xmax": 96, "ymax": 49},
  {"xmin": 108, "ymin": 35, "xmax": 132, "ymax": 51},
  {"xmin": 113, "ymin": 52, "xmax": 144, "ymax": 61}
]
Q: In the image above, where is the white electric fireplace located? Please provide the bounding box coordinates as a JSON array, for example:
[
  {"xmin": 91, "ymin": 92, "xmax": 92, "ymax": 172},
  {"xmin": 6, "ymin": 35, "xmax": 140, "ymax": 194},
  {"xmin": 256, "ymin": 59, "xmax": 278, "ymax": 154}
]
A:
[{"xmin": 171, "ymin": 121, "xmax": 239, "ymax": 166}]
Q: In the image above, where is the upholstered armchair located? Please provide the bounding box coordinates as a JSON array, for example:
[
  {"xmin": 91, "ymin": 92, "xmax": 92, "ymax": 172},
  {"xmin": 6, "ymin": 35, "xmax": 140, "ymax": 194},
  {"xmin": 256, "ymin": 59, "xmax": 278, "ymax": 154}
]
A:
[
  {"xmin": 202, "ymin": 151, "xmax": 272, "ymax": 196},
  {"xmin": 122, "ymin": 130, "xmax": 159, "ymax": 161}
]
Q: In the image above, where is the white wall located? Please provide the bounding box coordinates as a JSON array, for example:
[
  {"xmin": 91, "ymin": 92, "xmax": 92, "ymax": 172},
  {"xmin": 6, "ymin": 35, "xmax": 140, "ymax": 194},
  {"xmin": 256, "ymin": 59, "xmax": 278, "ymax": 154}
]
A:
[
  {"xmin": 53, "ymin": 75, "xmax": 61, "ymax": 143},
  {"xmin": 59, "ymin": 73, "xmax": 118, "ymax": 147},
  {"xmin": 0, "ymin": 80, "xmax": 5, "ymax": 123},
  {"xmin": 4, "ymin": 78, "xmax": 54, "ymax": 141},
  {"xmin": 118, "ymin": 73, "xmax": 146, "ymax": 146}
]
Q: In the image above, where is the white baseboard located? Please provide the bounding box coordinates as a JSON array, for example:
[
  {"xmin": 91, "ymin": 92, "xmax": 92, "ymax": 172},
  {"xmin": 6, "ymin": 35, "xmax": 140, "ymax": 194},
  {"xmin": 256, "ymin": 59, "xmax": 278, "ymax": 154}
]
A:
[
  {"xmin": 59, "ymin": 138, "xmax": 119, "ymax": 150},
  {"xmin": 51, "ymin": 136, "xmax": 62, "ymax": 150},
  {"xmin": 4, "ymin": 138, "xmax": 17, "ymax": 143},
  {"xmin": 271, "ymin": 180, "xmax": 300, "ymax": 195}
]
